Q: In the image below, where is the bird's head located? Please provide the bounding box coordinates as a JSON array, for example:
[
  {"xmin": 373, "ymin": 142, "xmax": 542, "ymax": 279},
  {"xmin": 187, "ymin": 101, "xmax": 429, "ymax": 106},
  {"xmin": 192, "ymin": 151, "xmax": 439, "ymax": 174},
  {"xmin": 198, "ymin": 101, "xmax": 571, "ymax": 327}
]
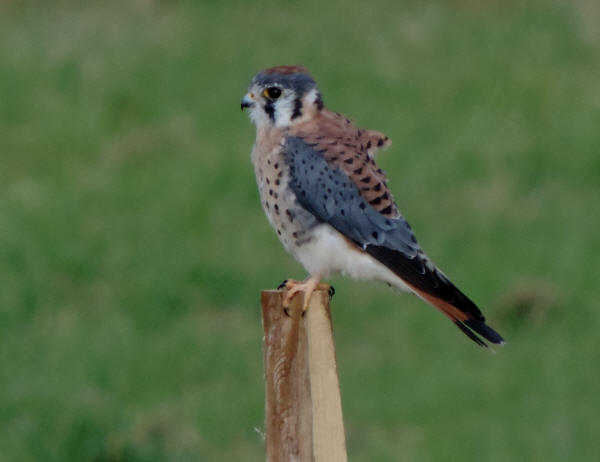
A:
[{"xmin": 241, "ymin": 66, "xmax": 324, "ymax": 129}]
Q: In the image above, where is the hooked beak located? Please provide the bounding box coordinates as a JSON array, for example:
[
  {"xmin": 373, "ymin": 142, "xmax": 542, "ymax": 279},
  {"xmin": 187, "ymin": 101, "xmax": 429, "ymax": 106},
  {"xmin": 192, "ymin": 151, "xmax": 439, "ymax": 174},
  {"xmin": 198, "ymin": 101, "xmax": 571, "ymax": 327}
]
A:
[{"xmin": 241, "ymin": 93, "xmax": 255, "ymax": 111}]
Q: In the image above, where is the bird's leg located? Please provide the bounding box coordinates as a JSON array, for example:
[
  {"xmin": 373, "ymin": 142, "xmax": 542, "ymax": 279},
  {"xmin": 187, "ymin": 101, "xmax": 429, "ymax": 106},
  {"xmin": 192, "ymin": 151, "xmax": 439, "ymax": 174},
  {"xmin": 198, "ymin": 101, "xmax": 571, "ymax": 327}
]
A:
[{"xmin": 281, "ymin": 274, "xmax": 329, "ymax": 313}]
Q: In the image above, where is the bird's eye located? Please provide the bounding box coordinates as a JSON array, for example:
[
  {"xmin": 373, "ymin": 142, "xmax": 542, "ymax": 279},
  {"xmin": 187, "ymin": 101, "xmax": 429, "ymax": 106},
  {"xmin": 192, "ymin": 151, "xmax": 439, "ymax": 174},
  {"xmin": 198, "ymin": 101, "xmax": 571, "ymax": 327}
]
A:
[{"xmin": 264, "ymin": 87, "xmax": 282, "ymax": 99}]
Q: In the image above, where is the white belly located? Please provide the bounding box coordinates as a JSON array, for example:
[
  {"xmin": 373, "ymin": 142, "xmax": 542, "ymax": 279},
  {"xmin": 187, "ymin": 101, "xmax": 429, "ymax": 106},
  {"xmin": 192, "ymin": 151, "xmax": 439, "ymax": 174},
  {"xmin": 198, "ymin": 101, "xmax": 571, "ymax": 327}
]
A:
[{"xmin": 294, "ymin": 224, "xmax": 411, "ymax": 293}]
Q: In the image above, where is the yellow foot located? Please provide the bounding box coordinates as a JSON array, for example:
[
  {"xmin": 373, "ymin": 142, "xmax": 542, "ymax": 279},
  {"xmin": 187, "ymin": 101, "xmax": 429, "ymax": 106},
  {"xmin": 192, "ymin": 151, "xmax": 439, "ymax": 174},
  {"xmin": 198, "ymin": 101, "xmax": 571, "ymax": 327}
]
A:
[{"xmin": 279, "ymin": 275, "xmax": 329, "ymax": 314}]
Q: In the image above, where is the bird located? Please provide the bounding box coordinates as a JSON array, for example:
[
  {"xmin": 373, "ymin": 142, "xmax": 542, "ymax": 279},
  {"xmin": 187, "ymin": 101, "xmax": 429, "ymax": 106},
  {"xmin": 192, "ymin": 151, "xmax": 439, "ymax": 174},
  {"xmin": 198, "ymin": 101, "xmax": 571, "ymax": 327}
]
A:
[{"xmin": 241, "ymin": 65, "xmax": 504, "ymax": 348}]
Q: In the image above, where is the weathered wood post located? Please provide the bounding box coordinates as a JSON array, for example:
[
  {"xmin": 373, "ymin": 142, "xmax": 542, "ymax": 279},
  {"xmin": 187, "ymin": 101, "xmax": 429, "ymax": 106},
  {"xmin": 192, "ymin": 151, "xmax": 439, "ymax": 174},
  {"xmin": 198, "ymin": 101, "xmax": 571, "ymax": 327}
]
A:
[{"xmin": 261, "ymin": 287, "xmax": 347, "ymax": 462}]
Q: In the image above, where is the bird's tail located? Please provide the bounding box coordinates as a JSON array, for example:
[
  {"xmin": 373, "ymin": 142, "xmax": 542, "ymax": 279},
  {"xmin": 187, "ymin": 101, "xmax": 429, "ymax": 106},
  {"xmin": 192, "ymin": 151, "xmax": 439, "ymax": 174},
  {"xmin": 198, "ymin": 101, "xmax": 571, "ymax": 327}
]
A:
[
  {"xmin": 365, "ymin": 245, "xmax": 504, "ymax": 348},
  {"xmin": 409, "ymin": 285, "xmax": 504, "ymax": 349}
]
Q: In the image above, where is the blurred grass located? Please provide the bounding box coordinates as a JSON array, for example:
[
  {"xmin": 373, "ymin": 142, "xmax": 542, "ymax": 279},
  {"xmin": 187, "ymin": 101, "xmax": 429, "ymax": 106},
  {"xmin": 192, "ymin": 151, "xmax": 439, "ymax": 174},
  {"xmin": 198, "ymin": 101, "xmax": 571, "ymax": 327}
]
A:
[{"xmin": 1, "ymin": 0, "xmax": 599, "ymax": 460}]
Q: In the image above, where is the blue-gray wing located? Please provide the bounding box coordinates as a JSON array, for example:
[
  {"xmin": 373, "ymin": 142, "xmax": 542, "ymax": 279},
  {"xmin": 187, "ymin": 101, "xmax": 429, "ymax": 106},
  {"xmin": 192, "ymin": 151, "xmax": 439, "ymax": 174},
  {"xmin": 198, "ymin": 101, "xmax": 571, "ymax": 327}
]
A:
[
  {"xmin": 283, "ymin": 136, "xmax": 419, "ymax": 257},
  {"xmin": 283, "ymin": 135, "xmax": 505, "ymax": 348}
]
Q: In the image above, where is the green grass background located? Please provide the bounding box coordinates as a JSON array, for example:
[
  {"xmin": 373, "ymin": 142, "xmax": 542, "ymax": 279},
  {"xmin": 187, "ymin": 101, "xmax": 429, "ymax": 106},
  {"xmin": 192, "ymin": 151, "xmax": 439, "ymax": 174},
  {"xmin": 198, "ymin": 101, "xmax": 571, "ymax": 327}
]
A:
[{"xmin": 1, "ymin": 1, "xmax": 599, "ymax": 460}]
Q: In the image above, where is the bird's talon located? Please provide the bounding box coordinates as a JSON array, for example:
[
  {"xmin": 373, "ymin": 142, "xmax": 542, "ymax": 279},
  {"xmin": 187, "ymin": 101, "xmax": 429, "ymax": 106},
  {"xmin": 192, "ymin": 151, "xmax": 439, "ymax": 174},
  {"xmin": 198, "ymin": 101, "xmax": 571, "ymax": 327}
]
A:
[
  {"xmin": 277, "ymin": 279, "xmax": 288, "ymax": 290},
  {"xmin": 328, "ymin": 285, "xmax": 335, "ymax": 298},
  {"xmin": 283, "ymin": 306, "xmax": 291, "ymax": 317}
]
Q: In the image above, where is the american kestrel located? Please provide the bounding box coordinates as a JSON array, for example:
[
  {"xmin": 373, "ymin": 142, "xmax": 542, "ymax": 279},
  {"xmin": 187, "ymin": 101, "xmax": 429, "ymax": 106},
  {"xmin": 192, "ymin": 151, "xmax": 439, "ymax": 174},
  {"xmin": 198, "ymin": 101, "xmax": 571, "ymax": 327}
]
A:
[{"xmin": 242, "ymin": 66, "xmax": 504, "ymax": 348}]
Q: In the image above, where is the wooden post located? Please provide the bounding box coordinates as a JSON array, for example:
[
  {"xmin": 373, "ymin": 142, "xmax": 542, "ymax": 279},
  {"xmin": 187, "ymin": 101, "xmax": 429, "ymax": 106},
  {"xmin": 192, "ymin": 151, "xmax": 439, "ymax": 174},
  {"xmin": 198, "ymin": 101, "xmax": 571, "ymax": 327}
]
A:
[{"xmin": 261, "ymin": 288, "xmax": 348, "ymax": 462}]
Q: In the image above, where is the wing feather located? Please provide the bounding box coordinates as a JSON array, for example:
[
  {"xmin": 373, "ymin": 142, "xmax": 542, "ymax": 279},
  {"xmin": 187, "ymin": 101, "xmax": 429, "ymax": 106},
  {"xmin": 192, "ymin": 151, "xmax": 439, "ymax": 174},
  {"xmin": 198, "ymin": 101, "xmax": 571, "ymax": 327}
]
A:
[
  {"xmin": 293, "ymin": 109, "xmax": 397, "ymax": 218},
  {"xmin": 284, "ymin": 136, "xmax": 418, "ymax": 256}
]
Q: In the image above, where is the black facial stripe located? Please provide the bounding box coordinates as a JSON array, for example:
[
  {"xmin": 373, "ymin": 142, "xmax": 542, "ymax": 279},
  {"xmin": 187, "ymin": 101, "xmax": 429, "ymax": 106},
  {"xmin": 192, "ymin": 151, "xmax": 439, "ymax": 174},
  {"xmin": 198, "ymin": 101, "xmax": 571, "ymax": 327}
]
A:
[
  {"xmin": 264, "ymin": 100, "xmax": 275, "ymax": 121},
  {"xmin": 291, "ymin": 97, "xmax": 303, "ymax": 119},
  {"xmin": 315, "ymin": 92, "xmax": 324, "ymax": 110}
]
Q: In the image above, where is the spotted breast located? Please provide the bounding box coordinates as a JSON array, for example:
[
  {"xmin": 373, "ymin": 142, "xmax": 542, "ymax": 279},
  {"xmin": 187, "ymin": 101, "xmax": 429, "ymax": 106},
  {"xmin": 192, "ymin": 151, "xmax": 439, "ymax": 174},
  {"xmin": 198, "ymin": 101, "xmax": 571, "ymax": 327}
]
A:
[{"xmin": 251, "ymin": 127, "xmax": 320, "ymax": 259}]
